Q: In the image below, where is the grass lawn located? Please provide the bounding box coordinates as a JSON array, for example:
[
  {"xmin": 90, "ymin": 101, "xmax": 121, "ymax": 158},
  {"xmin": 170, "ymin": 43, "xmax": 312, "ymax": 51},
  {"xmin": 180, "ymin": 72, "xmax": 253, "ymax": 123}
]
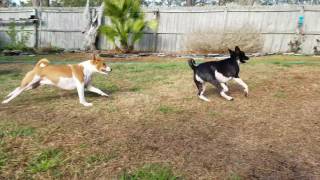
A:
[{"xmin": 0, "ymin": 54, "xmax": 320, "ymax": 179}]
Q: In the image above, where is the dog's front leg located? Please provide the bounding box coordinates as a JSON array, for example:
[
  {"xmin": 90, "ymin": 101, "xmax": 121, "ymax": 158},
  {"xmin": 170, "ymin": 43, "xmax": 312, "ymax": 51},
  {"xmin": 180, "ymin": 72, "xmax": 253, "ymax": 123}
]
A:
[
  {"xmin": 233, "ymin": 78, "xmax": 249, "ymax": 97},
  {"xmin": 76, "ymin": 81, "xmax": 92, "ymax": 107},
  {"xmin": 220, "ymin": 83, "xmax": 233, "ymax": 101},
  {"xmin": 86, "ymin": 85, "xmax": 109, "ymax": 97}
]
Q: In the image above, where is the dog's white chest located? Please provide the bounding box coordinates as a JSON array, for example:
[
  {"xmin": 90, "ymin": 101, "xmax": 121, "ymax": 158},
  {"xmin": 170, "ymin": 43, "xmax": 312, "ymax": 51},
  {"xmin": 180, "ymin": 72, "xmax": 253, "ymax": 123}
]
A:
[
  {"xmin": 57, "ymin": 77, "xmax": 77, "ymax": 90},
  {"xmin": 84, "ymin": 74, "xmax": 92, "ymax": 85},
  {"xmin": 82, "ymin": 69, "xmax": 92, "ymax": 85},
  {"xmin": 215, "ymin": 70, "xmax": 232, "ymax": 83}
]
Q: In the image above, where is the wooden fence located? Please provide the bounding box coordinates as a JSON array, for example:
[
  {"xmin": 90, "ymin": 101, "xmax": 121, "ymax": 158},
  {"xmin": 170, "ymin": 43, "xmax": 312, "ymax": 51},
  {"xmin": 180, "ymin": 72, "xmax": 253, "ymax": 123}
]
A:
[{"xmin": 1, "ymin": 6, "xmax": 320, "ymax": 54}]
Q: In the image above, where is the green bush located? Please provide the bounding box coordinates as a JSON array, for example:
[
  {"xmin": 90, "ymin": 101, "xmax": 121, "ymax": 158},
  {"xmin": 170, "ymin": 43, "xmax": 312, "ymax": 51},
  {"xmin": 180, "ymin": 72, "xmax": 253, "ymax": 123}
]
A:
[{"xmin": 4, "ymin": 22, "xmax": 32, "ymax": 51}]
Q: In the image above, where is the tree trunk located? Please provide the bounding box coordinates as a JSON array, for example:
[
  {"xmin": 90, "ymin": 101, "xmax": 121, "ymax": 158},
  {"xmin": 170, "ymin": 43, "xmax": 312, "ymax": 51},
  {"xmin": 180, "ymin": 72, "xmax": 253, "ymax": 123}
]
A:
[
  {"xmin": 0, "ymin": 0, "xmax": 8, "ymax": 7},
  {"xmin": 82, "ymin": 2, "xmax": 105, "ymax": 51},
  {"xmin": 32, "ymin": 0, "xmax": 50, "ymax": 7},
  {"xmin": 32, "ymin": 0, "xmax": 40, "ymax": 6},
  {"xmin": 186, "ymin": 0, "xmax": 193, "ymax": 6}
]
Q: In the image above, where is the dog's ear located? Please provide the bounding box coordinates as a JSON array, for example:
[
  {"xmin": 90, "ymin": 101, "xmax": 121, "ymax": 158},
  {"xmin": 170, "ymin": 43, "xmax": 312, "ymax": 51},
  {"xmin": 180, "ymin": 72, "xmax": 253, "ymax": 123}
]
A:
[
  {"xmin": 92, "ymin": 54, "xmax": 102, "ymax": 62},
  {"xmin": 228, "ymin": 48, "xmax": 234, "ymax": 54},
  {"xmin": 228, "ymin": 49, "xmax": 235, "ymax": 57},
  {"xmin": 235, "ymin": 46, "xmax": 241, "ymax": 53}
]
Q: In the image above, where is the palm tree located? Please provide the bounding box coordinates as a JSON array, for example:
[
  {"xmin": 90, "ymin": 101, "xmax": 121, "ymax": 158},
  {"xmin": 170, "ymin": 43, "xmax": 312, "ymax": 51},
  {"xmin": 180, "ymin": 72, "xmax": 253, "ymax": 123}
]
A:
[{"xmin": 100, "ymin": 0, "xmax": 157, "ymax": 52}]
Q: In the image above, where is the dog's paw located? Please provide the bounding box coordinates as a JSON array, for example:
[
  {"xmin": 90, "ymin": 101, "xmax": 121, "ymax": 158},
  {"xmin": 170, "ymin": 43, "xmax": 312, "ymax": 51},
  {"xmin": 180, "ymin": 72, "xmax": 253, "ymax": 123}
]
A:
[
  {"xmin": 225, "ymin": 96, "xmax": 233, "ymax": 101},
  {"xmin": 2, "ymin": 100, "xmax": 9, "ymax": 104},
  {"xmin": 82, "ymin": 102, "xmax": 93, "ymax": 107},
  {"xmin": 101, "ymin": 93, "xmax": 109, "ymax": 97},
  {"xmin": 199, "ymin": 95, "xmax": 210, "ymax": 102},
  {"xmin": 244, "ymin": 89, "xmax": 249, "ymax": 97}
]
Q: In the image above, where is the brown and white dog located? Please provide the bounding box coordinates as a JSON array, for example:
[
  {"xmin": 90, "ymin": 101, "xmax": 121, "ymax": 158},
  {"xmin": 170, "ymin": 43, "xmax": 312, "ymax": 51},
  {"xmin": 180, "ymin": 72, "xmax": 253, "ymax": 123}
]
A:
[{"xmin": 2, "ymin": 54, "xmax": 111, "ymax": 106}]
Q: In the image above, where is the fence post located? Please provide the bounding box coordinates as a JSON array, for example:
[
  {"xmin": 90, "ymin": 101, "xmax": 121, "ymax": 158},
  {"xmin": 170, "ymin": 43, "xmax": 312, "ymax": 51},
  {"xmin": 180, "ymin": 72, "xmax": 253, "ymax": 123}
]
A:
[
  {"xmin": 221, "ymin": 6, "xmax": 229, "ymax": 48},
  {"xmin": 34, "ymin": 8, "xmax": 39, "ymax": 49},
  {"xmin": 222, "ymin": 6, "xmax": 228, "ymax": 33},
  {"xmin": 38, "ymin": 7, "xmax": 42, "ymax": 48},
  {"xmin": 153, "ymin": 9, "xmax": 160, "ymax": 52}
]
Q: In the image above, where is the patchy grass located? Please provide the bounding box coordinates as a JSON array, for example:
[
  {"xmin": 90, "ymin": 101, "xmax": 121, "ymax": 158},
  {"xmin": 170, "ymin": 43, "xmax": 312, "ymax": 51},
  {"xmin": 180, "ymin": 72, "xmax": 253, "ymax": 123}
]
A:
[
  {"xmin": 252, "ymin": 55, "xmax": 320, "ymax": 67},
  {"xmin": 273, "ymin": 90, "xmax": 288, "ymax": 98},
  {"xmin": 158, "ymin": 105, "xmax": 182, "ymax": 114},
  {"xmin": 228, "ymin": 173, "xmax": 243, "ymax": 180},
  {"xmin": 27, "ymin": 148, "xmax": 64, "ymax": 174},
  {"xmin": 85, "ymin": 152, "xmax": 117, "ymax": 165},
  {"xmin": 120, "ymin": 164, "xmax": 180, "ymax": 180},
  {"xmin": 0, "ymin": 55, "xmax": 320, "ymax": 179},
  {"xmin": 0, "ymin": 123, "xmax": 35, "ymax": 138},
  {"xmin": 270, "ymin": 61, "xmax": 319, "ymax": 67},
  {"xmin": 208, "ymin": 111, "xmax": 219, "ymax": 117},
  {"xmin": 129, "ymin": 86, "xmax": 143, "ymax": 92},
  {"xmin": 0, "ymin": 142, "xmax": 8, "ymax": 170},
  {"xmin": 103, "ymin": 82, "xmax": 120, "ymax": 93},
  {"xmin": 7, "ymin": 127, "xmax": 35, "ymax": 137}
]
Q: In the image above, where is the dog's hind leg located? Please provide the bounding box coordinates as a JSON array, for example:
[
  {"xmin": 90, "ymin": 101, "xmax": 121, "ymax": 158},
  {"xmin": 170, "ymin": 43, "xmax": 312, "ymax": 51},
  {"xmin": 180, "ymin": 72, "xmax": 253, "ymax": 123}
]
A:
[
  {"xmin": 5, "ymin": 87, "xmax": 20, "ymax": 98},
  {"xmin": 2, "ymin": 87, "xmax": 27, "ymax": 104},
  {"xmin": 195, "ymin": 80, "xmax": 210, "ymax": 102},
  {"xmin": 25, "ymin": 81, "xmax": 41, "ymax": 91},
  {"xmin": 219, "ymin": 83, "xmax": 233, "ymax": 101},
  {"xmin": 2, "ymin": 75, "xmax": 41, "ymax": 104},
  {"xmin": 233, "ymin": 78, "xmax": 249, "ymax": 97},
  {"xmin": 4, "ymin": 72, "xmax": 36, "ymax": 99}
]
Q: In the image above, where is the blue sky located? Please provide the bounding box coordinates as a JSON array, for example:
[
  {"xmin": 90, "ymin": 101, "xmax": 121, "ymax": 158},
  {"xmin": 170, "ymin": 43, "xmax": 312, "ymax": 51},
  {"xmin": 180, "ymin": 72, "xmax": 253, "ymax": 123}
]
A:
[{"xmin": 12, "ymin": 0, "xmax": 24, "ymax": 5}]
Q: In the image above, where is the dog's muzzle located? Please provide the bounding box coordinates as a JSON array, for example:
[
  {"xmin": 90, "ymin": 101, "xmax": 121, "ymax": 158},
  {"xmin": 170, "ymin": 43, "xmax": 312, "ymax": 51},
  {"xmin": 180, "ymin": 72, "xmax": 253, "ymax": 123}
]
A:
[
  {"xmin": 101, "ymin": 67, "xmax": 112, "ymax": 76},
  {"xmin": 106, "ymin": 67, "xmax": 112, "ymax": 72}
]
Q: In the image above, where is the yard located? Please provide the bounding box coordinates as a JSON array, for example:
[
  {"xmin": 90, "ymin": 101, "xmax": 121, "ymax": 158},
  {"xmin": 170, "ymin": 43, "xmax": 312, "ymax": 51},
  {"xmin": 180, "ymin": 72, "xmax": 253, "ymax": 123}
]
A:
[{"xmin": 0, "ymin": 54, "xmax": 320, "ymax": 179}]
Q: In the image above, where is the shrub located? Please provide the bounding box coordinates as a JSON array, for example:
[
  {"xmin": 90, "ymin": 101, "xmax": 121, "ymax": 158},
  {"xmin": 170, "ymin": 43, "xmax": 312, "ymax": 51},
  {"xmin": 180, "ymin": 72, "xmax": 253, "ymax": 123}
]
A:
[
  {"xmin": 288, "ymin": 36, "xmax": 303, "ymax": 53},
  {"xmin": 5, "ymin": 22, "xmax": 32, "ymax": 51},
  {"xmin": 185, "ymin": 26, "xmax": 263, "ymax": 53},
  {"xmin": 100, "ymin": 0, "xmax": 157, "ymax": 52}
]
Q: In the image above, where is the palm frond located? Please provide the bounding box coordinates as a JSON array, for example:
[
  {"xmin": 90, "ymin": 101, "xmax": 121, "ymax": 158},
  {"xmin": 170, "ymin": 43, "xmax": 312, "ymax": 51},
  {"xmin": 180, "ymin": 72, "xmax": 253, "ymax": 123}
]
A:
[{"xmin": 102, "ymin": 0, "xmax": 158, "ymax": 52}]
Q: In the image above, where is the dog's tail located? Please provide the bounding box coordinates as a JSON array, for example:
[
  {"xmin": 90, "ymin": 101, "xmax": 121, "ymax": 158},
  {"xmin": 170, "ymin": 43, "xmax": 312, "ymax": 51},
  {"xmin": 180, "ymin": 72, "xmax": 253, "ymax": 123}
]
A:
[
  {"xmin": 188, "ymin": 58, "xmax": 197, "ymax": 71},
  {"xmin": 34, "ymin": 58, "xmax": 50, "ymax": 69}
]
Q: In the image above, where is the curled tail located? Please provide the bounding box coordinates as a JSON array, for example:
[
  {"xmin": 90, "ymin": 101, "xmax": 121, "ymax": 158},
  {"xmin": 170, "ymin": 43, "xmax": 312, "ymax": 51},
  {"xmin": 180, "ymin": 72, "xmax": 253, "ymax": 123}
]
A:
[
  {"xmin": 34, "ymin": 58, "xmax": 50, "ymax": 69},
  {"xmin": 188, "ymin": 58, "xmax": 197, "ymax": 70}
]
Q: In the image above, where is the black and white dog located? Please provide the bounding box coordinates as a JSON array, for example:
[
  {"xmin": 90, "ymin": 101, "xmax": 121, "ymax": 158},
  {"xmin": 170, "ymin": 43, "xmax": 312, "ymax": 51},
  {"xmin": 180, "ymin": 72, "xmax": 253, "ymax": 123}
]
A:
[{"xmin": 188, "ymin": 46, "xmax": 249, "ymax": 102}]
